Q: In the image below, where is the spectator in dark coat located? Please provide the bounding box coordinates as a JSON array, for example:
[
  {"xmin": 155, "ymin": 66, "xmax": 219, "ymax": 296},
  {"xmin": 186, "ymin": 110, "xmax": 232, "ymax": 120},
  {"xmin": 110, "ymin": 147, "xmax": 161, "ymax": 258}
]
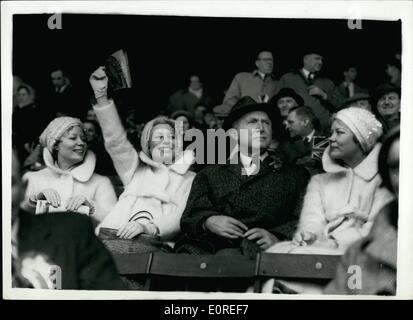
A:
[
  {"xmin": 175, "ymin": 96, "xmax": 310, "ymax": 255},
  {"xmin": 281, "ymin": 106, "xmax": 327, "ymax": 176},
  {"xmin": 16, "ymin": 210, "xmax": 126, "ymax": 290},
  {"xmin": 47, "ymin": 68, "xmax": 85, "ymax": 119},
  {"xmin": 167, "ymin": 75, "xmax": 214, "ymax": 117},
  {"xmin": 278, "ymin": 51, "xmax": 335, "ymax": 134},
  {"xmin": 83, "ymin": 119, "xmax": 117, "ymax": 176},
  {"xmin": 12, "ymin": 85, "xmax": 48, "ymax": 162},
  {"xmin": 331, "ymin": 65, "xmax": 367, "ymax": 111}
]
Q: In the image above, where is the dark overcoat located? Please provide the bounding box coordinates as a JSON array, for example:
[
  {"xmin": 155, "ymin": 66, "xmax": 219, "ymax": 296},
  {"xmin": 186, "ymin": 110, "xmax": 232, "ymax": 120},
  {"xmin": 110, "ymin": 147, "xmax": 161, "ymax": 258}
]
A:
[
  {"xmin": 176, "ymin": 154, "xmax": 310, "ymax": 254},
  {"xmin": 17, "ymin": 210, "xmax": 126, "ymax": 290}
]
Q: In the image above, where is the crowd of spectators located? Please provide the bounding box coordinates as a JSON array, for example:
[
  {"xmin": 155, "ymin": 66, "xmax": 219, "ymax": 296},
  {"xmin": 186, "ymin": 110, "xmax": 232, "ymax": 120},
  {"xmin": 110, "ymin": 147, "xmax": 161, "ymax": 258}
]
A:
[{"xmin": 11, "ymin": 49, "xmax": 401, "ymax": 294}]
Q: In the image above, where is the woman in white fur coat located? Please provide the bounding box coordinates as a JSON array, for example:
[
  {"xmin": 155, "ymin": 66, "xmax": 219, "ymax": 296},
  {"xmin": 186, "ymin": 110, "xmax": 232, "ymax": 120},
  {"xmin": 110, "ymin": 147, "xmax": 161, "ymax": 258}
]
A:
[
  {"xmin": 262, "ymin": 107, "xmax": 394, "ymax": 293},
  {"xmin": 89, "ymin": 67, "xmax": 195, "ymax": 244},
  {"xmin": 22, "ymin": 117, "xmax": 117, "ymax": 224}
]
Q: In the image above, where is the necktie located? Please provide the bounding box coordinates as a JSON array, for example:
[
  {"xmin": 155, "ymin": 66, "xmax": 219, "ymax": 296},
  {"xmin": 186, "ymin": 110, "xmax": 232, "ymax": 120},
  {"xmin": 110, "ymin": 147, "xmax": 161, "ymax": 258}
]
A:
[
  {"xmin": 258, "ymin": 94, "xmax": 269, "ymax": 103},
  {"xmin": 308, "ymin": 72, "xmax": 315, "ymax": 84},
  {"xmin": 345, "ymin": 83, "xmax": 351, "ymax": 97},
  {"xmin": 303, "ymin": 137, "xmax": 311, "ymax": 150}
]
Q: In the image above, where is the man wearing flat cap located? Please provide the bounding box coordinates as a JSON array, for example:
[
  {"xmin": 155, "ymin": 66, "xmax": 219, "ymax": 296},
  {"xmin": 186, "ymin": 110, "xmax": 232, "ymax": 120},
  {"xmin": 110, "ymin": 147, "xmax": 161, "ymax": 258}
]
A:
[
  {"xmin": 175, "ymin": 96, "xmax": 310, "ymax": 256},
  {"xmin": 212, "ymin": 103, "xmax": 231, "ymax": 129},
  {"xmin": 278, "ymin": 51, "xmax": 335, "ymax": 134}
]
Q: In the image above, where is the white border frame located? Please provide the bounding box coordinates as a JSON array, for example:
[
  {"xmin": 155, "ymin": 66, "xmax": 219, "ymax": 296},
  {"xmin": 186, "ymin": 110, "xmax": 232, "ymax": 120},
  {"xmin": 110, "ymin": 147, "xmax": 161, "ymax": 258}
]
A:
[{"xmin": 2, "ymin": 0, "xmax": 413, "ymax": 300}]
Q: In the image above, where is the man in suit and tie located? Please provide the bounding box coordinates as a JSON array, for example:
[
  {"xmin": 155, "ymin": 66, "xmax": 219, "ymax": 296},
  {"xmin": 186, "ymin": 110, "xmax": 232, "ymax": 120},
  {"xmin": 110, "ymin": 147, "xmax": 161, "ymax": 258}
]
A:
[
  {"xmin": 281, "ymin": 106, "xmax": 327, "ymax": 176},
  {"xmin": 175, "ymin": 97, "xmax": 309, "ymax": 256},
  {"xmin": 278, "ymin": 51, "xmax": 335, "ymax": 134},
  {"xmin": 331, "ymin": 65, "xmax": 367, "ymax": 111}
]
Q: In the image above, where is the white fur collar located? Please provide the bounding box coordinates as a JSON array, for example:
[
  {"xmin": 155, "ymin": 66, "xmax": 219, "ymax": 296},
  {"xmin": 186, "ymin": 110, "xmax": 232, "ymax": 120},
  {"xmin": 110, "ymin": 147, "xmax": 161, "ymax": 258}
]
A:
[
  {"xmin": 139, "ymin": 149, "xmax": 195, "ymax": 175},
  {"xmin": 322, "ymin": 143, "xmax": 381, "ymax": 181},
  {"xmin": 43, "ymin": 148, "xmax": 96, "ymax": 182}
]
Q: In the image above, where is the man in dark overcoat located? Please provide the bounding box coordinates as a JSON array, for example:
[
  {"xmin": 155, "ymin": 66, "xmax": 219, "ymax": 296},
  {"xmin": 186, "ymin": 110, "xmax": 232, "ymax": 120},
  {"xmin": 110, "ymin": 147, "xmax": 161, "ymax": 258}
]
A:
[{"xmin": 175, "ymin": 96, "xmax": 310, "ymax": 255}]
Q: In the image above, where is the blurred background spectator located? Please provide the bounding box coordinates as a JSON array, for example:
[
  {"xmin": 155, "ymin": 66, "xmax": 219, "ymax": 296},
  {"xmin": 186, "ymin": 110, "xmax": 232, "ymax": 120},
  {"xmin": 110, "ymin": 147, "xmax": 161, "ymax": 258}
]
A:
[
  {"xmin": 384, "ymin": 55, "xmax": 401, "ymax": 89},
  {"xmin": 47, "ymin": 67, "xmax": 85, "ymax": 119},
  {"xmin": 278, "ymin": 50, "xmax": 335, "ymax": 134},
  {"xmin": 168, "ymin": 75, "xmax": 214, "ymax": 118},
  {"xmin": 331, "ymin": 65, "xmax": 368, "ymax": 110},
  {"xmin": 223, "ymin": 51, "xmax": 279, "ymax": 106},
  {"xmin": 372, "ymin": 84, "xmax": 401, "ymax": 134},
  {"xmin": 83, "ymin": 119, "xmax": 117, "ymax": 176},
  {"xmin": 341, "ymin": 92, "xmax": 372, "ymax": 111},
  {"xmin": 212, "ymin": 104, "xmax": 231, "ymax": 129},
  {"xmin": 12, "ymin": 83, "xmax": 48, "ymax": 162}
]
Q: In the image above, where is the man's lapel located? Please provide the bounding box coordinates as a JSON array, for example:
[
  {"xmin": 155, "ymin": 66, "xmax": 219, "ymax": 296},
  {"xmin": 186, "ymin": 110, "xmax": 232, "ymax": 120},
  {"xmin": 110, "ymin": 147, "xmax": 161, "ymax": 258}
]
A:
[
  {"xmin": 223, "ymin": 154, "xmax": 243, "ymax": 182},
  {"xmin": 241, "ymin": 156, "xmax": 274, "ymax": 184},
  {"xmin": 298, "ymin": 69, "xmax": 311, "ymax": 86}
]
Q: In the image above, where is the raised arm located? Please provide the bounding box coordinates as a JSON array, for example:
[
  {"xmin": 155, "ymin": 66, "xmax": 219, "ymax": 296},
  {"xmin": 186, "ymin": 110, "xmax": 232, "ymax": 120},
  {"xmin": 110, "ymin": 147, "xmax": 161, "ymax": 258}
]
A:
[{"xmin": 89, "ymin": 67, "xmax": 139, "ymax": 186}]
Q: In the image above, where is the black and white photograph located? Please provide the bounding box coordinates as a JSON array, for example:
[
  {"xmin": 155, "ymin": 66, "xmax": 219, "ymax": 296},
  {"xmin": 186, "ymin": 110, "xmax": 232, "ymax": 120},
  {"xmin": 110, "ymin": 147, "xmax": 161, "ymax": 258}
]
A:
[{"xmin": 2, "ymin": 1, "xmax": 413, "ymax": 303}]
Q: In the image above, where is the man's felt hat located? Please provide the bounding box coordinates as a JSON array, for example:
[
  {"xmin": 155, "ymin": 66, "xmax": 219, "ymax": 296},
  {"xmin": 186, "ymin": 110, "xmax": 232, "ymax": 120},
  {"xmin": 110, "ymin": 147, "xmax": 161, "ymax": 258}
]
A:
[
  {"xmin": 269, "ymin": 88, "xmax": 304, "ymax": 107},
  {"xmin": 223, "ymin": 96, "xmax": 277, "ymax": 130}
]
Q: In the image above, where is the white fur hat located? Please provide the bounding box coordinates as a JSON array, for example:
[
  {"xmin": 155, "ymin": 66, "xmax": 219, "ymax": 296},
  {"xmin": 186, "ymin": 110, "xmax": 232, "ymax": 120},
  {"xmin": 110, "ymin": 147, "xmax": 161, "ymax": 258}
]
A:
[
  {"xmin": 140, "ymin": 117, "xmax": 179, "ymax": 157},
  {"xmin": 39, "ymin": 117, "xmax": 83, "ymax": 153},
  {"xmin": 335, "ymin": 107, "xmax": 383, "ymax": 153}
]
